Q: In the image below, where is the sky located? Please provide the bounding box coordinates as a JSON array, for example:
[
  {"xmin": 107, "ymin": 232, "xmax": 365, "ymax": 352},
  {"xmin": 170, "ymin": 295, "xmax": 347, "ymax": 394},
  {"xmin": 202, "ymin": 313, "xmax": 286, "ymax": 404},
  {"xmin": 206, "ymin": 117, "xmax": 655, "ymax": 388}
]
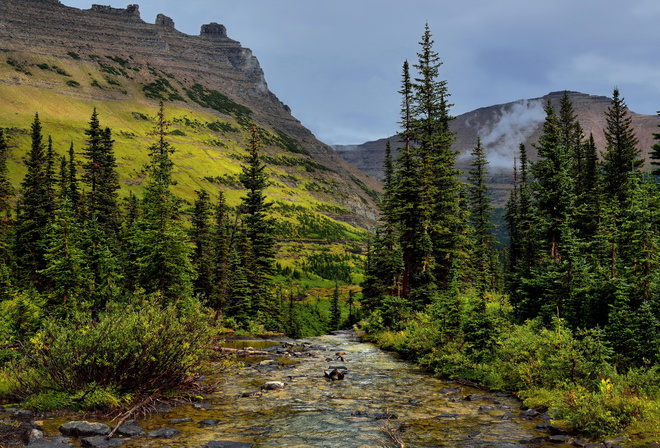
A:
[{"xmin": 60, "ymin": 0, "xmax": 660, "ymax": 145}]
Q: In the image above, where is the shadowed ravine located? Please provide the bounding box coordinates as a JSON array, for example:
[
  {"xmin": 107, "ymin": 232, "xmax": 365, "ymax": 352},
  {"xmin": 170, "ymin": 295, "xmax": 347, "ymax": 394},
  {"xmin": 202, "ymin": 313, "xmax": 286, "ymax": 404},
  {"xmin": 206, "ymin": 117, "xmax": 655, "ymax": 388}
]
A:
[{"xmin": 43, "ymin": 331, "xmax": 558, "ymax": 448}]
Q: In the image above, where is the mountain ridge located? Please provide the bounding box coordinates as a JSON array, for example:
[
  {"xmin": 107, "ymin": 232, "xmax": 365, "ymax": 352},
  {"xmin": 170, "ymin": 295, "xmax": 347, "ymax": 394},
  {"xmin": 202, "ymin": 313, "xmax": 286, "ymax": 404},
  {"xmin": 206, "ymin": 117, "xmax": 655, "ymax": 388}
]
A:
[{"xmin": 334, "ymin": 90, "xmax": 658, "ymax": 205}]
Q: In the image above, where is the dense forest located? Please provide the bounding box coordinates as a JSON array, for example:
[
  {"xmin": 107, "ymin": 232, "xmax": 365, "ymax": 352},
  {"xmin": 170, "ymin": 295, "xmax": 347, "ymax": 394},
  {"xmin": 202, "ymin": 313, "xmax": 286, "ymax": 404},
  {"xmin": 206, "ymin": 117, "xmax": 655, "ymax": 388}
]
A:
[
  {"xmin": 362, "ymin": 25, "xmax": 660, "ymax": 439},
  {"xmin": 3, "ymin": 22, "xmax": 660, "ymax": 443}
]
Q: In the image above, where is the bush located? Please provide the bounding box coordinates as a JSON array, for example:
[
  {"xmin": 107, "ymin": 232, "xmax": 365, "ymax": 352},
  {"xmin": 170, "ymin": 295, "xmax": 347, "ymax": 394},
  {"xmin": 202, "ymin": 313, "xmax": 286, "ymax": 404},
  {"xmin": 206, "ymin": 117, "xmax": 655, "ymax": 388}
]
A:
[{"xmin": 14, "ymin": 300, "xmax": 213, "ymax": 408}]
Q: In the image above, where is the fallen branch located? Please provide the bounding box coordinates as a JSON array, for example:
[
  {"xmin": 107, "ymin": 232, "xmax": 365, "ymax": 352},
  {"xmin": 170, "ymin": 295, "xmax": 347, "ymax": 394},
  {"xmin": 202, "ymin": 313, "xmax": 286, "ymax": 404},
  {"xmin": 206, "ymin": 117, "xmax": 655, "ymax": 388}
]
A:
[{"xmin": 209, "ymin": 346, "xmax": 272, "ymax": 356}]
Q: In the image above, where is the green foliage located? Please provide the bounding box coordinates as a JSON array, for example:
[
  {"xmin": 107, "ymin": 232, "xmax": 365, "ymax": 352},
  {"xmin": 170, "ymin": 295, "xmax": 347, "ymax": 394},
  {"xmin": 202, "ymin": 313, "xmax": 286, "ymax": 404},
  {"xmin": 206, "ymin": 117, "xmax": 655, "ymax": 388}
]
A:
[
  {"xmin": 14, "ymin": 300, "xmax": 212, "ymax": 405},
  {"xmin": 185, "ymin": 84, "xmax": 252, "ymax": 118},
  {"xmin": 143, "ymin": 77, "xmax": 184, "ymax": 101}
]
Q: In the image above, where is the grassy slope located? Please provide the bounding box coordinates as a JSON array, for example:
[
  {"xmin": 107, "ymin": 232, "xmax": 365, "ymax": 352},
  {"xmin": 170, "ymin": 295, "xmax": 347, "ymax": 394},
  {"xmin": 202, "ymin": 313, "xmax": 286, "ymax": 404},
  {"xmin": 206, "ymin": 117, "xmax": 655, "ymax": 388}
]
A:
[{"xmin": 0, "ymin": 51, "xmax": 369, "ymax": 311}]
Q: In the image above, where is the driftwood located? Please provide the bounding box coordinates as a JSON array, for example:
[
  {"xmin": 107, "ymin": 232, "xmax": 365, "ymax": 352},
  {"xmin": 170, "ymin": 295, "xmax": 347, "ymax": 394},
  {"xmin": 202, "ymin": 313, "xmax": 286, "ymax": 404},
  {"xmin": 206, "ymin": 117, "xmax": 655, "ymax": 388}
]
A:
[{"xmin": 209, "ymin": 346, "xmax": 273, "ymax": 357}]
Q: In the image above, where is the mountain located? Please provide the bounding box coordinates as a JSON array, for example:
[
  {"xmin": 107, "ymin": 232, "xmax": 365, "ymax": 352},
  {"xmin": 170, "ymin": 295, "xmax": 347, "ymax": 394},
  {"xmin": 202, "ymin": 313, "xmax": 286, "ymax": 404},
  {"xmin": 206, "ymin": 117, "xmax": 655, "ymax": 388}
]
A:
[
  {"xmin": 334, "ymin": 91, "xmax": 659, "ymax": 205},
  {"xmin": 0, "ymin": 0, "xmax": 381, "ymax": 232}
]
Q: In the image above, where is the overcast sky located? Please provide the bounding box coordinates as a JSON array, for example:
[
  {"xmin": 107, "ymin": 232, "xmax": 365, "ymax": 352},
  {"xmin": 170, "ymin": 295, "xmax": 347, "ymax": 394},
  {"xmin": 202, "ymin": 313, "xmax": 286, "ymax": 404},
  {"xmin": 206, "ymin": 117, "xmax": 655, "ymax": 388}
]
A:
[{"xmin": 61, "ymin": 0, "xmax": 660, "ymax": 145}]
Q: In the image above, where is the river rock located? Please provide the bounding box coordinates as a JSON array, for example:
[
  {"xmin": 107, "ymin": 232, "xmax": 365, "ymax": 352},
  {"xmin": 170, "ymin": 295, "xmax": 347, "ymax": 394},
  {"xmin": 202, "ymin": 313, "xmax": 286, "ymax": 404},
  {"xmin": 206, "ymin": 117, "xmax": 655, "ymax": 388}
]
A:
[
  {"xmin": 584, "ymin": 444, "xmax": 606, "ymax": 448},
  {"xmin": 373, "ymin": 412, "xmax": 397, "ymax": 420},
  {"xmin": 536, "ymin": 423, "xmax": 569, "ymax": 435},
  {"xmin": 112, "ymin": 420, "xmax": 144, "ymax": 437},
  {"xmin": 199, "ymin": 419, "xmax": 219, "ymax": 426},
  {"xmin": 80, "ymin": 436, "xmax": 124, "ymax": 448},
  {"xmin": 147, "ymin": 427, "xmax": 179, "ymax": 438},
  {"xmin": 206, "ymin": 441, "xmax": 253, "ymax": 448},
  {"xmin": 261, "ymin": 381, "xmax": 285, "ymax": 390},
  {"xmin": 11, "ymin": 409, "xmax": 35, "ymax": 421},
  {"xmin": 60, "ymin": 421, "xmax": 110, "ymax": 437},
  {"xmin": 604, "ymin": 436, "xmax": 627, "ymax": 447},
  {"xmin": 193, "ymin": 402, "xmax": 212, "ymax": 410},
  {"xmin": 169, "ymin": 417, "xmax": 193, "ymax": 424},
  {"xmin": 548, "ymin": 434, "xmax": 570, "ymax": 443},
  {"xmin": 26, "ymin": 441, "xmax": 73, "ymax": 448}
]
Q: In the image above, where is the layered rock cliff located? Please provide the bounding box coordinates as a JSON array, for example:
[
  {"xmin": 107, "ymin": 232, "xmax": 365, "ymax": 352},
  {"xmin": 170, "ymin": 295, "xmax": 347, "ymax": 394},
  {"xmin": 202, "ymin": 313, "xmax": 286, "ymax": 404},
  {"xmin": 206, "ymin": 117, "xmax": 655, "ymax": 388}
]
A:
[{"xmin": 0, "ymin": 0, "xmax": 381, "ymax": 225}]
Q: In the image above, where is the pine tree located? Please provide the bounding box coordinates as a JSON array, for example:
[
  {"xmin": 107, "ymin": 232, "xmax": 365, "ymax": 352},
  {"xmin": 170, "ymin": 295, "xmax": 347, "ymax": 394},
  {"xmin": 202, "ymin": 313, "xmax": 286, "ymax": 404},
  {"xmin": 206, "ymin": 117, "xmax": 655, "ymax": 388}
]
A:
[
  {"xmin": 467, "ymin": 137, "xmax": 495, "ymax": 297},
  {"xmin": 0, "ymin": 129, "xmax": 14, "ymax": 262},
  {"xmin": 412, "ymin": 24, "xmax": 462, "ymax": 292},
  {"xmin": 191, "ymin": 189, "xmax": 215, "ymax": 301},
  {"xmin": 602, "ymin": 88, "xmax": 642, "ymax": 205},
  {"xmin": 210, "ymin": 191, "xmax": 232, "ymax": 317},
  {"xmin": 134, "ymin": 102, "xmax": 195, "ymax": 304},
  {"xmin": 330, "ymin": 283, "xmax": 341, "ymax": 330},
  {"xmin": 394, "ymin": 60, "xmax": 424, "ymax": 302},
  {"xmin": 650, "ymin": 111, "xmax": 660, "ymax": 176},
  {"xmin": 81, "ymin": 109, "xmax": 120, "ymax": 233},
  {"xmin": 15, "ymin": 114, "xmax": 53, "ymax": 288},
  {"xmin": 237, "ymin": 124, "xmax": 276, "ymax": 324}
]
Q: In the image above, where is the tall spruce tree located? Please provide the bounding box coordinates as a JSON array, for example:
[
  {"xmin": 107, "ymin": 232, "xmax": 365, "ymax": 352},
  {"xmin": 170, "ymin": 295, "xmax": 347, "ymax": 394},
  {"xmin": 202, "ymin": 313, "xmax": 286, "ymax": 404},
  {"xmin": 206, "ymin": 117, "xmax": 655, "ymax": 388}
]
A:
[
  {"xmin": 15, "ymin": 114, "xmax": 53, "ymax": 288},
  {"xmin": 134, "ymin": 102, "xmax": 195, "ymax": 304},
  {"xmin": 412, "ymin": 24, "xmax": 462, "ymax": 293},
  {"xmin": 650, "ymin": 111, "xmax": 660, "ymax": 176},
  {"xmin": 467, "ymin": 137, "xmax": 495, "ymax": 297},
  {"xmin": 191, "ymin": 189, "xmax": 215, "ymax": 301},
  {"xmin": 236, "ymin": 124, "xmax": 276, "ymax": 325},
  {"xmin": 81, "ymin": 109, "xmax": 120, "ymax": 233},
  {"xmin": 602, "ymin": 88, "xmax": 642, "ymax": 205}
]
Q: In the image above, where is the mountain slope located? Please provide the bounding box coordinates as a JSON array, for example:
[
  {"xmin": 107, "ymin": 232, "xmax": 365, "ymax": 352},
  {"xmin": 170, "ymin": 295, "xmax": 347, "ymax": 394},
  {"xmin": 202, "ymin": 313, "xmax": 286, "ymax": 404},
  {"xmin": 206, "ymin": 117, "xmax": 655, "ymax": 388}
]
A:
[
  {"xmin": 335, "ymin": 91, "xmax": 659, "ymax": 205},
  {"xmin": 0, "ymin": 0, "xmax": 380, "ymax": 231}
]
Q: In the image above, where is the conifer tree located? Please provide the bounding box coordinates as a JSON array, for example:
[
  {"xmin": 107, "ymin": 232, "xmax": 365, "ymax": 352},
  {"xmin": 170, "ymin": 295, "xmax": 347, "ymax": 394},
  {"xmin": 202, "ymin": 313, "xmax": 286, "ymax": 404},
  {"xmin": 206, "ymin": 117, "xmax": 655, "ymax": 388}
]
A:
[
  {"xmin": 650, "ymin": 111, "xmax": 660, "ymax": 176},
  {"xmin": 602, "ymin": 88, "xmax": 642, "ymax": 205},
  {"xmin": 467, "ymin": 137, "xmax": 495, "ymax": 297},
  {"xmin": 81, "ymin": 109, "xmax": 120, "ymax": 233},
  {"xmin": 0, "ymin": 130, "xmax": 14, "ymax": 258},
  {"xmin": 330, "ymin": 283, "xmax": 341, "ymax": 330},
  {"xmin": 191, "ymin": 189, "xmax": 215, "ymax": 301},
  {"xmin": 412, "ymin": 24, "xmax": 462, "ymax": 292},
  {"xmin": 210, "ymin": 191, "xmax": 232, "ymax": 316},
  {"xmin": 236, "ymin": 124, "xmax": 276, "ymax": 324},
  {"xmin": 15, "ymin": 114, "xmax": 52, "ymax": 288},
  {"xmin": 134, "ymin": 102, "xmax": 195, "ymax": 304}
]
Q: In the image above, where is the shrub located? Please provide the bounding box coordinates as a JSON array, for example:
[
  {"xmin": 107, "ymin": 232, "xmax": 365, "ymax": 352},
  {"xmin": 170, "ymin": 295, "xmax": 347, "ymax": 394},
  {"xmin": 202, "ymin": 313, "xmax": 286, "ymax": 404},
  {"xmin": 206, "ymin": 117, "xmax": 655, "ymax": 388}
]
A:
[{"xmin": 14, "ymin": 300, "xmax": 213, "ymax": 408}]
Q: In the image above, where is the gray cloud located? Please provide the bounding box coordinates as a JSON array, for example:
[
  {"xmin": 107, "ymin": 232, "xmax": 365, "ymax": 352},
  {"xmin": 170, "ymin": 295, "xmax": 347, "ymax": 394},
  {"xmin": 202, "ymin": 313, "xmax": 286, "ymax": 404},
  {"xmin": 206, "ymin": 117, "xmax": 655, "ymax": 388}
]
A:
[{"xmin": 61, "ymin": 0, "xmax": 660, "ymax": 145}]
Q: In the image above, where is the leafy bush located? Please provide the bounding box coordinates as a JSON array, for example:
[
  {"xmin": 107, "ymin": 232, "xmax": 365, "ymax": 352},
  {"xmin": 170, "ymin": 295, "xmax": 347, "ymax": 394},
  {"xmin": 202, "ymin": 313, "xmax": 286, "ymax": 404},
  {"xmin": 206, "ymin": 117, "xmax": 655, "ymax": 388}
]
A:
[
  {"xmin": 14, "ymin": 300, "xmax": 213, "ymax": 408},
  {"xmin": 486, "ymin": 319, "xmax": 614, "ymax": 391}
]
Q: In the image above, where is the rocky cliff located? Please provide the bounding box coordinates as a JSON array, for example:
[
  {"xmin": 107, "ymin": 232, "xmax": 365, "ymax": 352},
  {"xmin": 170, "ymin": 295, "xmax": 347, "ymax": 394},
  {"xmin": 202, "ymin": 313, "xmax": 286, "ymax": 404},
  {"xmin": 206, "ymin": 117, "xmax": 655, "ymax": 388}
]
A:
[{"xmin": 0, "ymin": 0, "xmax": 381, "ymax": 226}]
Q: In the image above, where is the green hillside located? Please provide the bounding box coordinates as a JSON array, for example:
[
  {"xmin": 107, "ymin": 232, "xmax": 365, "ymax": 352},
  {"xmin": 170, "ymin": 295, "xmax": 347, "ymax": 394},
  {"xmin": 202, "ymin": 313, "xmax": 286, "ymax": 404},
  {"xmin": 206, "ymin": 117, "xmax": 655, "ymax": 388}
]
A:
[{"xmin": 0, "ymin": 51, "xmax": 373, "ymax": 242}]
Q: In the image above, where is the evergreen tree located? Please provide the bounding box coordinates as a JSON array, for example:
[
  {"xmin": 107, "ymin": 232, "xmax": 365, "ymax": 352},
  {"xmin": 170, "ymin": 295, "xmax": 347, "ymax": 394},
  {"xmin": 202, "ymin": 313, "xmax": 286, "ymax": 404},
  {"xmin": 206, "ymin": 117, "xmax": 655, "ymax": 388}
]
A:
[
  {"xmin": 191, "ymin": 189, "xmax": 215, "ymax": 301},
  {"xmin": 650, "ymin": 111, "xmax": 660, "ymax": 176},
  {"xmin": 81, "ymin": 109, "xmax": 120, "ymax": 233},
  {"xmin": 412, "ymin": 23, "xmax": 462, "ymax": 292},
  {"xmin": 236, "ymin": 124, "xmax": 276, "ymax": 324},
  {"xmin": 15, "ymin": 114, "xmax": 53, "ymax": 288},
  {"xmin": 0, "ymin": 130, "xmax": 14, "ymax": 261},
  {"xmin": 210, "ymin": 191, "xmax": 232, "ymax": 317},
  {"xmin": 39, "ymin": 197, "xmax": 89, "ymax": 311},
  {"xmin": 330, "ymin": 283, "xmax": 341, "ymax": 330},
  {"xmin": 467, "ymin": 137, "xmax": 495, "ymax": 297},
  {"xmin": 134, "ymin": 102, "xmax": 195, "ymax": 304},
  {"xmin": 394, "ymin": 60, "xmax": 424, "ymax": 302},
  {"xmin": 602, "ymin": 88, "xmax": 642, "ymax": 205}
]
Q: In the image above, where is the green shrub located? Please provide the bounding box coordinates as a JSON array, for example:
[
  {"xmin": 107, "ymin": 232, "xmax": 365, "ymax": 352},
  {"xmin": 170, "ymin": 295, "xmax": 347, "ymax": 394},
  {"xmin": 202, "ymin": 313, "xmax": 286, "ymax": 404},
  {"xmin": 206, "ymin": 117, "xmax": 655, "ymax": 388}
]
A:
[{"xmin": 14, "ymin": 300, "xmax": 213, "ymax": 408}]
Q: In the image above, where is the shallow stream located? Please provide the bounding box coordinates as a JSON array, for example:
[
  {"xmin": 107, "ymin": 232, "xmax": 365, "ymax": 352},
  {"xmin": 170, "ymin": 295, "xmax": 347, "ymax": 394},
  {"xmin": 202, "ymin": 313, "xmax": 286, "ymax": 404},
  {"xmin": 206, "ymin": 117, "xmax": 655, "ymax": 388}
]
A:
[{"xmin": 42, "ymin": 331, "xmax": 560, "ymax": 447}]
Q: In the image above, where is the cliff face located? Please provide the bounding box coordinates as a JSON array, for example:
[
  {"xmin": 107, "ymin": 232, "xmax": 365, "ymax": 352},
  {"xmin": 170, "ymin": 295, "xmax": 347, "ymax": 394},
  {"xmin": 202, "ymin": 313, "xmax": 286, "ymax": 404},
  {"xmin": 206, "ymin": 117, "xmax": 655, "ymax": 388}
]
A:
[
  {"xmin": 335, "ymin": 91, "xmax": 659, "ymax": 205},
  {"xmin": 0, "ymin": 0, "xmax": 381, "ymax": 223}
]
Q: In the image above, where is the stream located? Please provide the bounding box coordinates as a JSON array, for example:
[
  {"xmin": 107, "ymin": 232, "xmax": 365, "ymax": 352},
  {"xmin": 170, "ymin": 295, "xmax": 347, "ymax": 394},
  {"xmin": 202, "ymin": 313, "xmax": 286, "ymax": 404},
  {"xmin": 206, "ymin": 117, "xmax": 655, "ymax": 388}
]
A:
[{"xmin": 41, "ymin": 331, "xmax": 562, "ymax": 448}]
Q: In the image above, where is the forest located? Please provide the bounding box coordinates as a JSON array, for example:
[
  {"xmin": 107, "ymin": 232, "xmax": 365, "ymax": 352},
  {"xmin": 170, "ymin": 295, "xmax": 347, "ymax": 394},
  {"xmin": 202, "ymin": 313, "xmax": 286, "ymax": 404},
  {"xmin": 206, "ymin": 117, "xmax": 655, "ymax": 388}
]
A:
[{"xmin": 2, "ymin": 23, "xmax": 660, "ymax": 443}]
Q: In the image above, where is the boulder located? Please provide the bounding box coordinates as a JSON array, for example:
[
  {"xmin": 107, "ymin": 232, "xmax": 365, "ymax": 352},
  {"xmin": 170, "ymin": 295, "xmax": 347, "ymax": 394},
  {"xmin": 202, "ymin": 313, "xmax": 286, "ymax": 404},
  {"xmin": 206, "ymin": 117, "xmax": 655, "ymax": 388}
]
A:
[
  {"xmin": 261, "ymin": 381, "xmax": 285, "ymax": 390},
  {"xmin": 169, "ymin": 418, "xmax": 193, "ymax": 425},
  {"xmin": 199, "ymin": 419, "xmax": 219, "ymax": 426},
  {"xmin": 80, "ymin": 436, "xmax": 124, "ymax": 448},
  {"xmin": 193, "ymin": 402, "xmax": 212, "ymax": 410},
  {"xmin": 147, "ymin": 427, "xmax": 179, "ymax": 439},
  {"xmin": 112, "ymin": 420, "xmax": 144, "ymax": 437},
  {"xmin": 26, "ymin": 441, "xmax": 73, "ymax": 448},
  {"xmin": 206, "ymin": 442, "xmax": 253, "ymax": 448},
  {"xmin": 60, "ymin": 421, "xmax": 110, "ymax": 438}
]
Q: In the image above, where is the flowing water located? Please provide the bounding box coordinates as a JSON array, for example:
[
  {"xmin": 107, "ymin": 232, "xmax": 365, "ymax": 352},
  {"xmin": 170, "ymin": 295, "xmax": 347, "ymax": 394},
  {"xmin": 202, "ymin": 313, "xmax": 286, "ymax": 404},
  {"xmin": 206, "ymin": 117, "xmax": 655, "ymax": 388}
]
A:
[{"xmin": 42, "ymin": 331, "xmax": 560, "ymax": 448}]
